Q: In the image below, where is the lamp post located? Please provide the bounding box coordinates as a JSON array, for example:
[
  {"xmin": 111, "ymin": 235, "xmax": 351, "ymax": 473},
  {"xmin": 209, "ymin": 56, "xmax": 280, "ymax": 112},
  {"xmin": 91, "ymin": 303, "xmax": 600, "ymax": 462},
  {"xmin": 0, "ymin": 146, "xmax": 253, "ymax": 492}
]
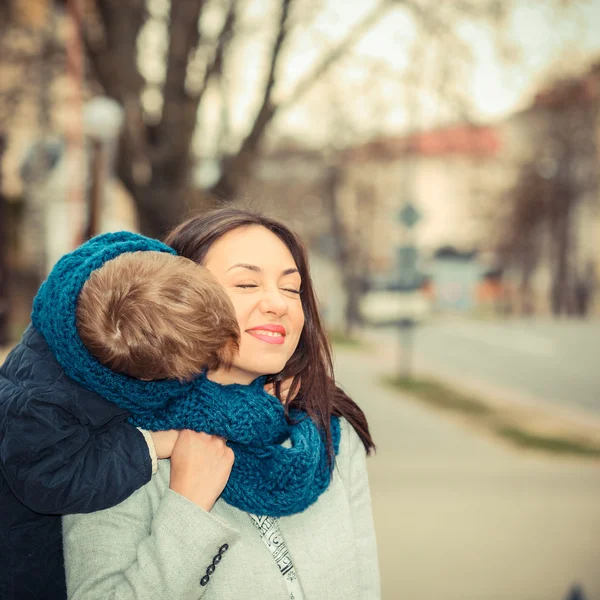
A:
[{"xmin": 82, "ymin": 97, "xmax": 124, "ymax": 241}]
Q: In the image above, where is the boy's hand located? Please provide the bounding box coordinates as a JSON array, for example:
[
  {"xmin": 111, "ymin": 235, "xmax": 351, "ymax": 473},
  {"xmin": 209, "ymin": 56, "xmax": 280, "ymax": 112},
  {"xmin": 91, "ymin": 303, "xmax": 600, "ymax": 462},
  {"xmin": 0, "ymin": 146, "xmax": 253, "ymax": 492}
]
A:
[
  {"xmin": 264, "ymin": 377, "xmax": 298, "ymax": 404},
  {"xmin": 169, "ymin": 430, "xmax": 234, "ymax": 512},
  {"xmin": 150, "ymin": 430, "xmax": 180, "ymax": 459}
]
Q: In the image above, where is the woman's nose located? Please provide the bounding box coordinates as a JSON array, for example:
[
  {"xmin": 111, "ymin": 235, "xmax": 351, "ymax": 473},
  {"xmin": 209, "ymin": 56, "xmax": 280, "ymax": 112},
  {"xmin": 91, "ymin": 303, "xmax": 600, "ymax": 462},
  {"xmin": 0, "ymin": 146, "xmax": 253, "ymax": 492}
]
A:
[{"xmin": 259, "ymin": 288, "xmax": 288, "ymax": 317}]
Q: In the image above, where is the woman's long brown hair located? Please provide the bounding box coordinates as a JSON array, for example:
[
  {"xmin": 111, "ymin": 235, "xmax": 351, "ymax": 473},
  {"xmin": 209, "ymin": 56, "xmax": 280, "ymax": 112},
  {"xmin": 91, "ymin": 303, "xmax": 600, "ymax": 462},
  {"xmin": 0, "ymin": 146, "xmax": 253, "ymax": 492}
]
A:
[{"xmin": 164, "ymin": 208, "xmax": 375, "ymax": 459}]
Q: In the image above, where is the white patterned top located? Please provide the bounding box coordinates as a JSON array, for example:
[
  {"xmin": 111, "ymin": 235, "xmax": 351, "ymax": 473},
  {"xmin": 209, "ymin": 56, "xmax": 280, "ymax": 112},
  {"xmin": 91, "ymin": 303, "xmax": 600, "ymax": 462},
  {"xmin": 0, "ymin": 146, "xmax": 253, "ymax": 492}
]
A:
[{"xmin": 248, "ymin": 514, "xmax": 305, "ymax": 600}]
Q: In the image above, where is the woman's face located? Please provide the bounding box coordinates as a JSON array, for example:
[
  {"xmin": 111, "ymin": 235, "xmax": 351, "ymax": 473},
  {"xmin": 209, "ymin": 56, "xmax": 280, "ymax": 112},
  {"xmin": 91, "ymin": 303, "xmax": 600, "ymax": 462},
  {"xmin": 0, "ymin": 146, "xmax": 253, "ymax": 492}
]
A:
[{"xmin": 203, "ymin": 225, "xmax": 305, "ymax": 385}]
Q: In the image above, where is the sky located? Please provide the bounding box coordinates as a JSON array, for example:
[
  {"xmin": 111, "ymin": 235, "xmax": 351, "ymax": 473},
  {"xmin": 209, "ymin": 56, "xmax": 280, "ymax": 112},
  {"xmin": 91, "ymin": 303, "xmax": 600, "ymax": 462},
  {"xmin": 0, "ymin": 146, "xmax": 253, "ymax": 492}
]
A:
[
  {"xmin": 268, "ymin": 0, "xmax": 600, "ymax": 145},
  {"xmin": 186, "ymin": 0, "xmax": 600, "ymax": 154},
  {"xmin": 455, "ymin": 1, "xmax": 600, "ymax": 118}
]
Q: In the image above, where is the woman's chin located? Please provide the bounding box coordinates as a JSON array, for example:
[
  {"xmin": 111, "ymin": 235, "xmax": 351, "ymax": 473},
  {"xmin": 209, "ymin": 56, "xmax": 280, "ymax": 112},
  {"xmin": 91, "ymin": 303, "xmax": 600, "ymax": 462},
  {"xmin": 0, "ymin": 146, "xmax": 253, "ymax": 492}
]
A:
[{"xmin": 237, "ymin": 359, "xmax": 288, "ymax": 379}]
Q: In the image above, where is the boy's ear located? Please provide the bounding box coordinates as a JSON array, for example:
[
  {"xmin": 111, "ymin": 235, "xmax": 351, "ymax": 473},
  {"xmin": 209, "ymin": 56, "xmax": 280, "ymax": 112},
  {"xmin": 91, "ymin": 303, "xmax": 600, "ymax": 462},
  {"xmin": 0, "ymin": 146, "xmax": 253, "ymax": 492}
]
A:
[
  {"xmin": 220, "ymin": 334, "xmax": 240, "ymax": 370},
  {"xmin": 206, "ymin": 333, "xmax": 239, "ymax": 372}
]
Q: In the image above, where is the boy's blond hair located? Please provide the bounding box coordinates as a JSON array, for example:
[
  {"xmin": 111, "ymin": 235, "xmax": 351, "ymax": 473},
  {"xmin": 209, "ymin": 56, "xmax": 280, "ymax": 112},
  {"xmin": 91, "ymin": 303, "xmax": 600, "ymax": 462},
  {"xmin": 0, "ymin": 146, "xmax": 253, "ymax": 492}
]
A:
[{"xmin": 76, "ymin": 251, "xmax": 239, "ymax": 381}]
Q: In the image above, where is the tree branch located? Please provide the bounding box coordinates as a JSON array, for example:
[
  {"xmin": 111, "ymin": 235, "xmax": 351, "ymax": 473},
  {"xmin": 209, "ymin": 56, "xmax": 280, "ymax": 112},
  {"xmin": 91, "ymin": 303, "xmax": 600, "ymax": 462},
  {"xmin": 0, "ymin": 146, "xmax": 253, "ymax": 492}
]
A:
[
  {"xmin": 154, "ymin": 0, "xmax": 205, "ymax": 148},
  {"xmin": 78, "ymin": 14, "xmax": 116, "ymax": 97},
  {"xmin": 193, "ymin": 0, "xmax": 237, "ymax": 103},
  {"xmin": 280, "ymin": 0, "xmax": 392, "ymax": 111},
  {"xmin": 211, "ymin": 0, "xmax": 294, "ymax": 197},
  {"xmin": 80, "ymin": 1, "xmax": 151, "ymax": 191},
  {"xmin": 93, "ymin": 0, "xmax": 146, "ymax": 96},
  {"xmin": 153, "ymin": 0, "xmax": 237, "ymax": 171},
  {"xmin": 210, "ymin": 0, "xmax": 396, "ymax": 198},
  {"xmin": 240, "ymin": 0, "xmax": 293, "ymax": 149}
]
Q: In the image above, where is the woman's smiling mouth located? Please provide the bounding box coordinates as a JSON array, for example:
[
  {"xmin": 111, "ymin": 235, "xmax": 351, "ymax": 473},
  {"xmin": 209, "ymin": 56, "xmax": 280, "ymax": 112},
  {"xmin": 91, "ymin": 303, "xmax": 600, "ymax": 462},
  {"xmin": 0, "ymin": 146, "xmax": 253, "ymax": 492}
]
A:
[{"xmin": 246, "ymin": 325, "xmax": 287, "ymax": 345}]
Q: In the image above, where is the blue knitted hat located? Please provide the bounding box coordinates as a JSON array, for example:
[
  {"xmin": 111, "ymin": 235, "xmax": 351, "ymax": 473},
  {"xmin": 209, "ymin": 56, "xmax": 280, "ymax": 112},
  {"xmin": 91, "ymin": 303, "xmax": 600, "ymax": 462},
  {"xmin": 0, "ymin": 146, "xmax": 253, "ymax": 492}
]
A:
[{"xmin": 31, "ymin": 232, "xmax": 340, "ymax": 516}]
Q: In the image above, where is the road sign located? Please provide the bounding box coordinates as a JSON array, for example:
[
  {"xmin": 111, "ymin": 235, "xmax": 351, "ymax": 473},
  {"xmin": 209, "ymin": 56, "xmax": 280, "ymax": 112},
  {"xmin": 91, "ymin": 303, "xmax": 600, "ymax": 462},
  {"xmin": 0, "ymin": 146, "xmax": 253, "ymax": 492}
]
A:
[{"xmin": 398, "ymin": 202, "xmax": 422, "ymax": 229}]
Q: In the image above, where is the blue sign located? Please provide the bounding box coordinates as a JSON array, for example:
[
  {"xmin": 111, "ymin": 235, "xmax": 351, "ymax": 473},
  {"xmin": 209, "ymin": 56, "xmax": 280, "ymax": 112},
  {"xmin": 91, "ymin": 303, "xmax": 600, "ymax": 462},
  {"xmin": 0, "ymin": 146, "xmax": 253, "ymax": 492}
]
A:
[{"xmin": 398, "ymin": 202, "xmax": 422, "ymax": 229}]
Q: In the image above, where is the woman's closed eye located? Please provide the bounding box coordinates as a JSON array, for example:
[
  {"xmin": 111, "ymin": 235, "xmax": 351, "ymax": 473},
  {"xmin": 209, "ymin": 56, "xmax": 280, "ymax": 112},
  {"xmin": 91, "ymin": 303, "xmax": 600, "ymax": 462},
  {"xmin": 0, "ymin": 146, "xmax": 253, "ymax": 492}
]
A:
[{"xmin": 235, "ymin": 283, "xmax": 301, "ymax": 295}]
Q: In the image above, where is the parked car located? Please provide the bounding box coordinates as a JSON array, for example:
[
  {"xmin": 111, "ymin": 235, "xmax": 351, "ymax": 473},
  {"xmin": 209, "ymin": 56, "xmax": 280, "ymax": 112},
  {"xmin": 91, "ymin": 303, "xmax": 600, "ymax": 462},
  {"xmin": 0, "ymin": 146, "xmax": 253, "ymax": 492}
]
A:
[{"xmin": 359, "ymin": 289, "xmax": 431, "ymax": 325}]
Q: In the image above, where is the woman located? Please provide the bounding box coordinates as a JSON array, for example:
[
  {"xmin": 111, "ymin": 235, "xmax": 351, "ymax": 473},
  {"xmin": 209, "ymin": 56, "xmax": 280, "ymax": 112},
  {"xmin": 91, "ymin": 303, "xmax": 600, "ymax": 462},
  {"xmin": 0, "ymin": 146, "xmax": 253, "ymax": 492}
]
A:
[{"xmin": 63, "ymin": 208, "xmax": 380, "ymax": 599}]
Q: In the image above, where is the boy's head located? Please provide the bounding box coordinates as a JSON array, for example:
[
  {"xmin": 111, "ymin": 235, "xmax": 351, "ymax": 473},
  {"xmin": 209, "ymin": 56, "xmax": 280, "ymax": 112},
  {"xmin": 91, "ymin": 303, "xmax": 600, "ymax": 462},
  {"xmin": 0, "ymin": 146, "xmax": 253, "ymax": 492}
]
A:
[{"xmin": 76, "ymin": 251, "xmax": 239, "ymax": 381}]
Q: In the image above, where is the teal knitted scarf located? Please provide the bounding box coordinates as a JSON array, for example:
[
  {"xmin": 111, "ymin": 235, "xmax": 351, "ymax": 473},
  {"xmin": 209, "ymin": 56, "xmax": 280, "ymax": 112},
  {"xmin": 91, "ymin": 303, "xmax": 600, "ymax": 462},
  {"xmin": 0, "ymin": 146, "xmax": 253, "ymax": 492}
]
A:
[{"xmin": 31, "ymin": 232, "xmax": 340, "ymax": 517}]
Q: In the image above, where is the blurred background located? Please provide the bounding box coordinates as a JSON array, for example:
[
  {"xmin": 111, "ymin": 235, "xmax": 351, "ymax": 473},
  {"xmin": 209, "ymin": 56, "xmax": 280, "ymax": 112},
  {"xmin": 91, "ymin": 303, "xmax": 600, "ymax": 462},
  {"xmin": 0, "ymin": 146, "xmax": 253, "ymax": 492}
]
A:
[{"xmin": 1, "ymin": 0, "xmax": 599, "ymax": 598}]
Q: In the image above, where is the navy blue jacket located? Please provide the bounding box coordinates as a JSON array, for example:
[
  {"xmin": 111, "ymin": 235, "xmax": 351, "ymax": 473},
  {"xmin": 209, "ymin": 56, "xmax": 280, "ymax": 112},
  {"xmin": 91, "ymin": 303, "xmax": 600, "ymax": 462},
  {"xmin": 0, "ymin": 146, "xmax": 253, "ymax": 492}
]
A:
[{"xmin": 0, "ymin": 326, "xmax": 152, "ymax": 600}]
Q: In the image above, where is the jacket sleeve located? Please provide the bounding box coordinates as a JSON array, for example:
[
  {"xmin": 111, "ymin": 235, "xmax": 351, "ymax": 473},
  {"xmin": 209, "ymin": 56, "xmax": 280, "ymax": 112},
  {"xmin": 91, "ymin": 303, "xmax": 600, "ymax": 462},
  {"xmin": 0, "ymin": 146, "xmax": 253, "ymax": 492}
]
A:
[
  {"xmin": 63, "ymin": 486, "xmax": 240, "ymax": 599},
  {"xmin": 0, "ymin": 386, "xmax": 152, "ymax": 515},
  {"xmin": 343, "ymin": 419, "xmax": 382, "ymax": 599}
]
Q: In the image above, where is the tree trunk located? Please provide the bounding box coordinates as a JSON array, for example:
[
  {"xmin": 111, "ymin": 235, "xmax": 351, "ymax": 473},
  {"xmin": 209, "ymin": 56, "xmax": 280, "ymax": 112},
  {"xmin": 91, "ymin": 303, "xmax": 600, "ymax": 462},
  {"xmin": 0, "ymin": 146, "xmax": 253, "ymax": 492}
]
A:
[
  {"xmin": 549, "ymin": 170, "xmax": 574, "ymax": 316},
  {"xmin": 128, "ymin": 179, "xmax": 189, "ymax": 239},
  {"xmin": 125, "ymin": 171, "xmax": 218, "ymax": 240},
  {"xmin": 520, "ymin": 274, "xmax": 533, "ymax": 316},
  {"xmin": 322, "ymin": 162, "xmax": 365, "ymax": 336},
  {"xmin": 344, "ymin": 275, "xmax": 363, "ymax": 337}
]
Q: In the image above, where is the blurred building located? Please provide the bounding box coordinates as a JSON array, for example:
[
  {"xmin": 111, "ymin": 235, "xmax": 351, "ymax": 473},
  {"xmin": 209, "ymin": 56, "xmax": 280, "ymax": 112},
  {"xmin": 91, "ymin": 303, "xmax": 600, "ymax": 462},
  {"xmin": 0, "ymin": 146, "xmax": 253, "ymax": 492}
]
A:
[
  {"xmin": 252, "ymin": 67, "xmax": 600, "ymax": 320},
  {"xmin": 245, "ymin": 62, "xmax": 600, "ymax": 321},
  {"xmin": 339, "ymin": 124, "xmax": 502, "ymax": 272},
  {"xmin": 249, "ymin": 131, "xmax": 499, "ymax": 324},
  {"xmin": 333, "ymin": 62, "xmax": 600, "ymax": 318},
  {"xmin": 251, "ymin": 125, "xmax": 508, "ymax": 320}
]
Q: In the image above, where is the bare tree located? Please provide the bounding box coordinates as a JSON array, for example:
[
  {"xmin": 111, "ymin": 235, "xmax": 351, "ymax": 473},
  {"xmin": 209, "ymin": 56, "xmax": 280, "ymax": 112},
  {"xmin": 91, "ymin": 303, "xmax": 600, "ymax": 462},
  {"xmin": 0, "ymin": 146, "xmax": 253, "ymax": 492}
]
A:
[
  {"xmin": 492, "ymin": 159, "xmax": 549, "ymax": 315},
  {"xmin": 2, "ymin": 0, "xmax": 587, "ymax": 245},
  {"xmin": 16, "ymin": 0, "xmax": 521, "ymax": 240},
  {"xmin": 322, "ymin": 155, "xmax": 377, "ymax": 336},
  {"xmin": 491, "ymin": 65, "xmax": 600, "ymax": 316},
  {"xmin": 545, "ymin": 79, "xmax": 599, "ymax": 316},
  {"xmin": 64, "ymin": 0, "xmax": 397, "ymax": 237}
]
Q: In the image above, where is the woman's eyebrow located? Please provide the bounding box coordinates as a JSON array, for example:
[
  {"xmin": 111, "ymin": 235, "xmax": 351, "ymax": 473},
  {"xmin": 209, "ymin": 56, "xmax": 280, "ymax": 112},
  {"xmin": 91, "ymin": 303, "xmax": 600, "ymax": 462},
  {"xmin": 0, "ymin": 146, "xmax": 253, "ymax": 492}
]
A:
[
  {"xmin": 226, "ymin": 263, "xmax": 299, "ymax": 276},
  {"xmin": 226, "ymin": 263, "xmax": 261, "ymax": 273}
]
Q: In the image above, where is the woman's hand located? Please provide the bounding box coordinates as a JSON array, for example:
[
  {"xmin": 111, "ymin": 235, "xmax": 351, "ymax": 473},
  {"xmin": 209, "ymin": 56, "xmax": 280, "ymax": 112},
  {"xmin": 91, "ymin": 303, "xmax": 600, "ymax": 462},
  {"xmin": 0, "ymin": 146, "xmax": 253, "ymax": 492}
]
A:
[{"xmin": 169, "ymin": 430, "xmax": 234, "ymax": 512}]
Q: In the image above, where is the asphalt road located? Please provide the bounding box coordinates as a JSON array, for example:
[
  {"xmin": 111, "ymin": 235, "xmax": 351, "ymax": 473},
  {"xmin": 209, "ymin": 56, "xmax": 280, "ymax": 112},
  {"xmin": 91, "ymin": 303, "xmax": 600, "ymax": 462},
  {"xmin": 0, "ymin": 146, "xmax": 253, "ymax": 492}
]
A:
[
  {"xmin": 333, "ymin": 343, "xmax": 600, "ymax": 600},
  {"xmin": 363, "ymin": 318, "xmax": 600, "ymax": 417}
]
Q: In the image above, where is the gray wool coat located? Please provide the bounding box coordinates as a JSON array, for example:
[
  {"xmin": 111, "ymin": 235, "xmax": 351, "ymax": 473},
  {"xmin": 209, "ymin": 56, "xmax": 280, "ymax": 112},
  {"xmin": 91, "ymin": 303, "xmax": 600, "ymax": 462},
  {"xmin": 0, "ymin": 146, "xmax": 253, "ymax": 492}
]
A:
[{"xmin": 63, "ymin": 418, "xmax": 381, "ymax": 600}]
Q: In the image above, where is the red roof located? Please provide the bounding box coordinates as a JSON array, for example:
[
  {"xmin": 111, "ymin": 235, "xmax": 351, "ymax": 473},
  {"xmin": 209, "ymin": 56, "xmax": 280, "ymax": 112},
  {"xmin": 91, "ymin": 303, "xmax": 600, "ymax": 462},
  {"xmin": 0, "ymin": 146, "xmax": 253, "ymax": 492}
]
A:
[{"xmin": 348, "ymin": 124, "xmax": 501, "ymax": 160}]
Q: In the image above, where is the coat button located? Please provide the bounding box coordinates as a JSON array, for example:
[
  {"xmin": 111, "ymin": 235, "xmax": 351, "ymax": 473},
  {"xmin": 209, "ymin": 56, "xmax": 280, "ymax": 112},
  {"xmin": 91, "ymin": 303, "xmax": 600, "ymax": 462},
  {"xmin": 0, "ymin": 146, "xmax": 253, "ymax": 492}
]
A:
[
  {"xmin": 219, "ymin": 543, "xmax": 229, "ymax": 554},
  {"xmin": 200, "ymin": 575, "xmax": 210, "ymax": 586},
  {"xmin": 206, "ymin": 564, "xmax": 215, "ymax": 575},
  {"xmin": 213, "ymin": 553, "xmax": 222, "ymax": 565}
]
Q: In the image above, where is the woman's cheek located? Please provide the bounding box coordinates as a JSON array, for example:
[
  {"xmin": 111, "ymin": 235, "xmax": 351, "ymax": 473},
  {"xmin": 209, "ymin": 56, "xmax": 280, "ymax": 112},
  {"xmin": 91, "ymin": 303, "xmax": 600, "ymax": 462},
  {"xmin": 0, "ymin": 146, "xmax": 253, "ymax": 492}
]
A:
[{"xmin": 226, "ymin": 293, "xmax": 246, "ymax": 323}]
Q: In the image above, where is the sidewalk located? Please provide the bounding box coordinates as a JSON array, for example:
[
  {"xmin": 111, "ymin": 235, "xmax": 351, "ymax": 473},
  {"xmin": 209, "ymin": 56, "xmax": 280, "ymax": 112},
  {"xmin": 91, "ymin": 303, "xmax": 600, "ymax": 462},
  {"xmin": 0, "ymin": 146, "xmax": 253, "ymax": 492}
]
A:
[
  {"xmin": 359, "ymin": 327, "xmax": 600, "ymax": 446},
  {"xmin": 332, "ymin": 343, "xmax": 600, "ymax": 600}
]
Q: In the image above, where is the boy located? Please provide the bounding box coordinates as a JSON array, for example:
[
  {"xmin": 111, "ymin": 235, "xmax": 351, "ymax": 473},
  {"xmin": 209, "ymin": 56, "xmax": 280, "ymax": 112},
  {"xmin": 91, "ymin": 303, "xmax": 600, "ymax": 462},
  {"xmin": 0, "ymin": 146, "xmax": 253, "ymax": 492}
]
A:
[{"xmin": 0, "ymin": 232, "xmax": 239, "ymax": 600}]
